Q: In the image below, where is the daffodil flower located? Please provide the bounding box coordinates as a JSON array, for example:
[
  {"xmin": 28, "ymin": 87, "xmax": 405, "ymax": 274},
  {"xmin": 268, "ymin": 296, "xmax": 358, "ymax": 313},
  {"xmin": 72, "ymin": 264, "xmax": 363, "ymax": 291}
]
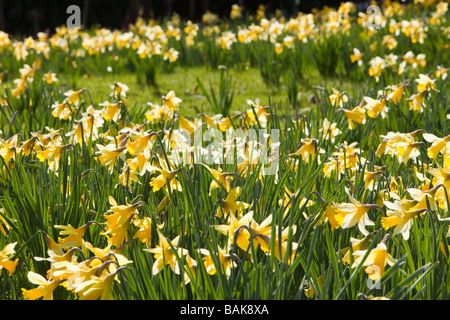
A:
[
  {"xmin": 352, "ymin": 235, "xmax": 397, "ymax": 280},
  {"xmin": 0, "ymin": 134, "xmax": 18, "ymax": 163},
  {"xmin": 408, "ymin": 91, "xmax": 427, "ymax": 112},
  {"xmin": 144, "ymin": 230, "xmax": 188, "ymax": 275},
  {"xmin": 100, "ymin": 101, "xmax": 121, "ymax": 122},
  {"xmin": 64, "ymin": 89, "xmax": 85, "ymax": 106},
  {"xmin": 17, "ymin": 136, "xmax": 38, "ymax": 156},
  {"xmin": 214, "ymin": 211, "xmax": 254, "ymax": 250},
  {"xmin": 132, "ymin": 217, "xmax": 153, "ymax": 244},
  {"xmin": 83, "ymin": 241, "xmax": 132, "ymax": 272},
  {"xmin": 95, "ymin": 143, "xmax": 127, "ymax": 173},
  {"xmin": 39, "ymin": 230, "xmax": 77, "ymax": 256},
  {"xmin": 74, "ymin": 267, "xmax": 125, "ymax": 300},
  {"xmin": 382, "ymin": 200, "xmax": 429, "ymax": 240},
  {"xmin": 428, "ymin": 165, "xmax": 450, "ymax": 191},
  {"xmin": 377, "ymin": 130, "xmax": 425, "ymax": 164},
  {"xmin": 340, "ymin": 233, "xmax": 375, "ymax": 265},
  {"xmin": 385, "ymin": 81, "xmax": 407, "ymax": 104},
  {"xmin": 423, "ymin": 133, "xmax": 450, "ymax": 159},
  {"xmin": 0, "ymin": 209, "xmax": 15, "ymax": 236},
  {"xmin": 126, "ymin": 131, "xmax": 155, "ymax": 157},
  {"xmin": 101, "ymin": 196, "xmax": 144, "ymax": 246},
  {"xmin": 288, "ymin": 138, "xmax": 324, "ymax": 163},
  {"xmin": 415, "ymin": 74, "xmax": 436, "ymax": 93},
  {"xmin": 319, "ymin": 118, "xmax": 341, "ymax": 142},
  {"xmin": 363, "ymin": 170, "xmax": 384, "ymax": 191},
  {"xmin": 36, "ymin": 143, "xmax": 73, "ymax": 172},
  {"xmin": 278, "ymin": 186, "xmax": 314, "ymax": 218},
  {"xmin": 183, "ymin": 253, "xmax": 198, "ymax": 285},
  {"xmin": 338, "ymin": 105, "xmax": 366, "ymax": 130},
  {"xmin": 217, "ymin": 187, "xmax": 251, "ymax": 217},
  {"xmin": 253, "ymin": 232, "xmax": 298, "ymax": 263},
  {"xmin": 22, "ymin": 271, "xmax": 64, "ymax": 300},
  {"xmin": 149, "ymin": 162, "xmax": 183, "ymax": 192},
  {"xmin": 145, "ymin": 103, "xmax": 172, "ymax": 123},
  {"xmin": 162, "ymin": 90, "xmax": 182, "ymax": 111},
  {"xmin": 350, "ymin": 48, "xmax": 364, "ymax": 65},
  {"xmin": 43, "ymin": 71, "xmax": 58, "ymax": 84},
  {"xmin": 0, "ymin": 242, "xmax": 19, "ymax": 276},
  {"xmin": 54, "ymin": 221, "xmax": 97, "ymax": 248},
  {"xmin": 199, "ymin": 246, "xmax": 237, "ymax": 278},
  {"xmin": 202, "ymin": 164, "xmax": 235, "ymax": 194},
  {"xmin": 436, "ymin": 65, "xmax": 448, "ymax": 80},
  {"xmin": 329, "ymin": 89, "xmax": 348, "ymax": 108},
  {"xmin": 363, "ymin": 96, "xmax": 388, "ymax": 119},
  {"xmin": 335, "ymin": 193, "xmax": 380, "ymax": 236}
]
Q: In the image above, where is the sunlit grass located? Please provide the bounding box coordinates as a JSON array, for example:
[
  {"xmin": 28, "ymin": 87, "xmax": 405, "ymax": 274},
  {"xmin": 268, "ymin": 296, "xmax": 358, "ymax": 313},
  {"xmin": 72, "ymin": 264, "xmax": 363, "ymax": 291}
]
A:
[{"xmin": 60, "ymin": 66, "xmax": 357, "ymax": 119}]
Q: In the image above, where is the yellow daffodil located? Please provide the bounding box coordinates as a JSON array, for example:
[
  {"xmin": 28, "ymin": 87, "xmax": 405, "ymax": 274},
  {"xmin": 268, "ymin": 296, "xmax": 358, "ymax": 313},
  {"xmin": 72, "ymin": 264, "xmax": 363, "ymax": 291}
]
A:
[
  {"xmin": 199, "ymin": 246, "xmax": 236, "ymax": 278},
  {"xmin": 254, "ymin": 230, "xmax": 298, "ymax": 263},
  {"xmin": 428, "ymin": 165, "xmax": 450, "ymax": 191},
  {"xmin": 145, "ymin": 103, "xmax": 172, "ymax": 123},
  {"xmin": 334, "ymin": 193, "xmax": 380, "ymax": 235},
  {"xmin": 0, "ymin": 242, "xmax": 19, "ymax": 276},
  {"xmin": 162, "ymin": 90, "xmax": 182, "ymax": 111},
  {"xmin": 132, "ymin": 217, "xmax": 153, "ymax": 244},
  {"xmin": 73, "ymin": 268, "xmax": 122, "ymax": 300},
  {"xmin": 329, "ymin": 89, "xmax": 348, "ymax": 108},
  {"xmin": 43, "ymin": 71, "xmax": 58, "ymax": 84},
  {"xmin": 39, "ymin": 231, "xmax": 76, "ymax": 256},
  {"xmin": 183, "ymin": 253, "xmax": 198, "ymax": 285},
  {"xmin": 217, "ymin": 187, "xmax": 251, "ymax": 217},
  {"xmin": 0, "ymin": 209, "xmax": 15, "ymax": 236},
  {"xmin": 423, "ymin": 133, "xmax": 450, "ymax": 159},
  {"xmin": 436, "ymin": 65, "xmax": 448, "ymax": 80},
  {"xmin": 377, "ymin": 130, "xmax": 424, "ymax": 164},
  {"xmin": 144, "ymin": 230, "xmax": 188, "ymax": 275},
  {"xmin": 51, "ymin": 101, "xmax": 72, "ymax": 120},
  {"xmin": 304, "ymin": 275, "xmax": 323, "ymax": 299},
  {"xmin": 95, "ymin": 143, "xmax": 127, "ymax": 173},
  {"xmin": 382, "ymin": 199, "xmax": 429, "ymax": 240},
  {"xmin": 202, "ymin": 164, "xmax": 235, "ymax": 194},
  {"xmin": 100, "ymin": 101, "xmax": 121, "ymax": 122},
  {"xmin": 101, "ymin": 196, "xmax": 143, "ymax": 246},
  {"xmin": 340, "ymin": 233, "xmax": 375, "ymax": 265},
  {"xmin": 18, "ymin": 136, "xmax": 38, "ymax": 156},
  {"xmin": 319, "ymin": 118, "xmax": 341, "ymax": 142},
  {"xmin": 56, "ymin": 222, "xmax": 95, "ymax": 246},
  {"xmin": 415, "ymin": 74, "xmax": 436, "ymax": 93},
  {"xmin": 368, "ymin": 56, "xmax": 385, "ymax": 82},
  {"xmin": 324, "ymin": 141, "xmax": 363, "ymax": 178},
  {"xmin": 278, "ymin": 186, "xmax": 314, "ymax": 218},
  {"xmin": 22, "ymin": 271, "xmax": 64, "ymax": 300},
  {"xmin": 0, "ymin": 134, "xmax": 18, "ymax": 163},
  {"xmin": 363, "ymin": 96, "xmax": 388, "ymax": 119},
  {"xmin": 363, "ymin": 169, "xmax": 384, "ymax": 191},
  {"xmin": 36, "ymin": 143, "xmax": 73, "ymax": 172},
  {"xmin": 350, "ymin": 48, "xmax": 364, "ymax": 65},
  {"xmin": 288, "ymin": 138, "xmax": 324, "ymax": 163},
  {"xmin": 149, "ymin": 162, "xmax": 183, "ymax": 192},
  {"xmin": 214, "ymin": 211, "xmax": 255, "ymax": 250},
  {"xmin": 64, "ymin": 89, "xmax": 85, "ymax": 105},
  {"xmin": 83, "ymin": 241, "xmax": 132, "ymax": 270},
  {"xmin": 230, "ymin": 4, "xmax": 243, "ymax": 19},
  {"xmin": 385, "ymin": 81, "xmax": 407, "ymax": 104},
  {"xmin": 352, "ymin": 235, "xmax": 397, "ymax": 280},
  {"xmin": 338, "ymin": 105, "xmax": 366, "ymax": 130}
]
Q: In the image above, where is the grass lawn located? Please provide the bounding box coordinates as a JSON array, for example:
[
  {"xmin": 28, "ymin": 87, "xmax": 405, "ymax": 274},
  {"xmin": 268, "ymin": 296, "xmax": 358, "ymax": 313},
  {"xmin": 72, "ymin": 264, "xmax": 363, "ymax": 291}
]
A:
[{"xmin": 73, "ymin": 65, "xmax": 356, "ymax": 118}]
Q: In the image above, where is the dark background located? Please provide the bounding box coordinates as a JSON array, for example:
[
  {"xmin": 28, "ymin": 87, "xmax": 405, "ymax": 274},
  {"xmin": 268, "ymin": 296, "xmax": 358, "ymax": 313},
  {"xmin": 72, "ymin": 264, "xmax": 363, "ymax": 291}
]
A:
[{"xmin": 1, "ymin": 0, "xmax": 383, "ymax": 36}]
